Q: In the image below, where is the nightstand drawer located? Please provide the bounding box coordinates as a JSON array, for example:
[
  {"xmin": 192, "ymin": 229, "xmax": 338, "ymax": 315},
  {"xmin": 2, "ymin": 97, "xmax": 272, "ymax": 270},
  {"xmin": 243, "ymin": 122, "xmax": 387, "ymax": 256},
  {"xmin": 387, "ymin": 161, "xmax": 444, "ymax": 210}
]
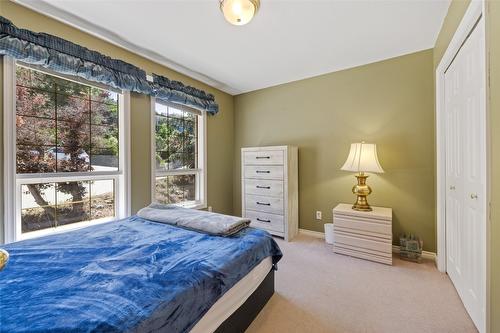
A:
[
  {"xmin": 334, "ymin": 216, "xmax": 391, "ymax": 238},
  {"xmin": 333, "ymin": 245, "xmax": 393, "ymax": 265},
  {"xmin": 243, "ymin": 150, "xmax": 284, "ymax": 165},
  {"xmin": 245, "ymin": 210, "xmax": 284, "ymax": 233},
  {"xmin": 334, "ymin": 231, "xmax": 392, "ymax": 253},
  {"xmin": 245, "ymin": 194, "xmax": 284, "ymax": 215},
  {"xmin": 244, "ymin": 179, "xmax": 283, "ymax": 197},
  {"xmin": 244, "ymin": 165, "xmax": 284, "ymax": 180}
]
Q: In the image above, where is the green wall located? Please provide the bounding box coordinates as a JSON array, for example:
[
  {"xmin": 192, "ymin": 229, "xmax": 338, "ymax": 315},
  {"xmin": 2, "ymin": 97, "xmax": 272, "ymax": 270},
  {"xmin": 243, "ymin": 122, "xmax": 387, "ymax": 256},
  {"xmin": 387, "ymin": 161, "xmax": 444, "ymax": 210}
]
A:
[
  {"xmin": 433, "ymin": 0, "xmax": 471, "ymax": 68},
  {"xmin": 129, "ymin": 93, "xmax": 153, "ymax": 214},
  {"xmin": 0, "ymin": 2, "xmax": 235, "ymax": 243},
  {"xmin": 234, "ymin": 49, "xmax": 436, "ymax": 251}
]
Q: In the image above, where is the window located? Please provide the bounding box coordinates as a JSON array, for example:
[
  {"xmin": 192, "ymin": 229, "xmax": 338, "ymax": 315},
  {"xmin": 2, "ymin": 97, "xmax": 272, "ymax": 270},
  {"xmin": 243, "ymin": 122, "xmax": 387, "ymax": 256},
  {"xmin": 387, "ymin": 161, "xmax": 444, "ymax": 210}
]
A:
[
  {"xmin": 3, "ymin": 58, "xmax": 130, "ymax": 242},
  {"xmin": 152, "ymin": 100, "xmax": 206, "ymax": 208}
]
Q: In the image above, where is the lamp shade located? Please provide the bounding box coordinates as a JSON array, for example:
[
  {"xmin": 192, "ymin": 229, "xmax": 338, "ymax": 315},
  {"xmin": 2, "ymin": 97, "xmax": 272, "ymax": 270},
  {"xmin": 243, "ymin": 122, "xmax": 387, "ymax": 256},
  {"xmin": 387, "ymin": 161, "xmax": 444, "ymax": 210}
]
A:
[{"xmin": 341, "ymin": 142, "xmax": 384, "ymax": 173}]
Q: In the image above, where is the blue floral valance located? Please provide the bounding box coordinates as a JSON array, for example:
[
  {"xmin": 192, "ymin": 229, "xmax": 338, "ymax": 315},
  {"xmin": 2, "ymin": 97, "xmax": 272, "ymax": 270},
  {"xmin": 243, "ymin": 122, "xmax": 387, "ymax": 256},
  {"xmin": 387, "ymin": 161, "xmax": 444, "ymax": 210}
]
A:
[
  {"xmin": 0, "ymin": 16, "xmax": 151, "ymax": 94},
  {"xmin": 0, "ymin": 16, "xmax": 219, "ymax": 114},
  {"xmin": 153, "ymin": 74, "xmax": 219, "ymax": 115}
]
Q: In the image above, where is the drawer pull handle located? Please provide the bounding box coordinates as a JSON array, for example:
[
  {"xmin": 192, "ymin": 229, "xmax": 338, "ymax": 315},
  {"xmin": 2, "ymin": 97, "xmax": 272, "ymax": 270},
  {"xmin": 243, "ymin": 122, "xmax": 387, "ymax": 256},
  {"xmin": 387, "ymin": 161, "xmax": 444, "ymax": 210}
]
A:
[
  {"xmin": 257, "ymin": 218, "xmax": 271, "ymax": 223},
  {"xmin": 256, "ymin": 202, "xmax": 271, "ymax": 206},
  {"xmin": 256, "ymin": 185, "xmax": 271, "ymax": 189},
  {"xmin": 256, "ymin": 170, "xmax": 270, "ymax": 174},
  {"xmin": 256, "ymin": 156, "xmax": 271, "ymax": 159}
]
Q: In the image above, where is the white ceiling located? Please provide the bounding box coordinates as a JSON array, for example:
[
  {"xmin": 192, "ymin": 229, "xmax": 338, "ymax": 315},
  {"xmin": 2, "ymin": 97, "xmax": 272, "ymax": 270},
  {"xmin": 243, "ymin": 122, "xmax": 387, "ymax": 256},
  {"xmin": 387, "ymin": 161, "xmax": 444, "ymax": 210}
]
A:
[{"xmin": 15, "ymin": 0, "xmax": 450, "ymax": 95}]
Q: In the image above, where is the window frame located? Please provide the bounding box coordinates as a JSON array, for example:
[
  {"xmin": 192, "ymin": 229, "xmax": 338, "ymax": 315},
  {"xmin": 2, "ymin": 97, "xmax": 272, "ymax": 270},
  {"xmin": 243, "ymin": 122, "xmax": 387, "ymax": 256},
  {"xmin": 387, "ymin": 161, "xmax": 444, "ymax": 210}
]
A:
[
  {"xmin": 150, "ymin": 97, "xmax": 207, "ymax": 209},
  {"xmin": 3, "ymin": 57, "xmax": 131, "ymax": 243}
]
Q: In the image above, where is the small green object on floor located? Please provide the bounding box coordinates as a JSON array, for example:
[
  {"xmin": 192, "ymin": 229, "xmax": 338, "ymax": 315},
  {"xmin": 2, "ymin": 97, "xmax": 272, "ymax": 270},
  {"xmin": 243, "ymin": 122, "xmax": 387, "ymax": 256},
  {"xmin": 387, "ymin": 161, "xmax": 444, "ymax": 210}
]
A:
[{"xmin": 399, "ymin": 234, "xmax": 423, "ymax": 263}]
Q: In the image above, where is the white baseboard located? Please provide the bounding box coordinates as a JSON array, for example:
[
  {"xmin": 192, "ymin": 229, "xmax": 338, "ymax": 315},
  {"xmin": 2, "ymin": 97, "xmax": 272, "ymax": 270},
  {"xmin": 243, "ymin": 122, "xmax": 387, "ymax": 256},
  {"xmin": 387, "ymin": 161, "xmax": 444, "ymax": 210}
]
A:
[
  {"xmin": 298, "ymin": 229, "xmax": 437, "ymax": 263},
  {"xmin": 392, "ymin": 245, "xmax": 437, "ymax": 262},
  {"xmin": 299, "ymin": 228, "xmax": 325, "ymax": 239}
]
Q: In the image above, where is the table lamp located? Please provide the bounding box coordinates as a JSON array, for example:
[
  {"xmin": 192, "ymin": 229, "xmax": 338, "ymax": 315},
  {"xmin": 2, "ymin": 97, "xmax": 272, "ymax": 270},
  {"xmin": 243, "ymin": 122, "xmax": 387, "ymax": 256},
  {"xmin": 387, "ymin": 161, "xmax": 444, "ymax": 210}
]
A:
[{"xmin": 341, "ymin": 142, "xmax": 384, "ymax": 211}]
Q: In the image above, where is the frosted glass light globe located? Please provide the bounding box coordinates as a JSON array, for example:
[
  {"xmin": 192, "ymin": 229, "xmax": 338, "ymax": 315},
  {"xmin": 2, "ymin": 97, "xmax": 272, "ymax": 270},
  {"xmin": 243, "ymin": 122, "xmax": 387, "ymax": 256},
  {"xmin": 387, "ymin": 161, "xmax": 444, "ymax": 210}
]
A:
[{"xmin": 220, "ymin": 0, "xmax": 260, "ymax": 26}]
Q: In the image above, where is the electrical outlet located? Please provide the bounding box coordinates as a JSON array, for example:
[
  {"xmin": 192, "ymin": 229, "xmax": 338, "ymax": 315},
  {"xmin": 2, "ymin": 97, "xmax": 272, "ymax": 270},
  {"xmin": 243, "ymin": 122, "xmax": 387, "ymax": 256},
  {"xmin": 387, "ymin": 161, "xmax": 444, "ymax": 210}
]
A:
[{"xmin": 316, "ymin": 211, "xmax": 322, "ymax": 220}]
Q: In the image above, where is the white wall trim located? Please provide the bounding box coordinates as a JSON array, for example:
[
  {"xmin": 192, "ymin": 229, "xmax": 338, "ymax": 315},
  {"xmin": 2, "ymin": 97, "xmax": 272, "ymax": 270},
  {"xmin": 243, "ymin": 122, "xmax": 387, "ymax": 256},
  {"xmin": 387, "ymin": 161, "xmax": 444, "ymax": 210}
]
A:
[
  {"xmin": 150, "ymin": 97, "xmax": 156, "ymax": 205},
  {"xmin": 391, "ymin": 245, "xmax": 437, "ymax": 262},
  {"xmin": 201, "ymin": 111, "xmax": 208, "ymax": 209},
  {"xmin": 3, "ymin": 56, "xmax": 16, "ymax": 244},
  {"xmin": 299, "ymin": 228, "xmax": 324, "ymax": 239},
  {"xmin": 118, "ymin": 91, "xmax": 131, "ymax": 218},
  {"xmin": 12, "ymin": 0, "xmax": 238, "ymax": 95},
  {"xmin": 298, "ymin": 228, "xmax": 438, "ymax": 263}
]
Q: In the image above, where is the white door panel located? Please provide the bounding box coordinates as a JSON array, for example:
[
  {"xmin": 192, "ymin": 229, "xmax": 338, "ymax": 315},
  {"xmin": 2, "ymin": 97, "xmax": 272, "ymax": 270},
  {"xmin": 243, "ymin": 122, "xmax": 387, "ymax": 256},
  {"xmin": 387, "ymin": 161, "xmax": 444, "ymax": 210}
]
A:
[{"xmin": 444, "ymin": 18, "xmax": 486, "ymax": 333}]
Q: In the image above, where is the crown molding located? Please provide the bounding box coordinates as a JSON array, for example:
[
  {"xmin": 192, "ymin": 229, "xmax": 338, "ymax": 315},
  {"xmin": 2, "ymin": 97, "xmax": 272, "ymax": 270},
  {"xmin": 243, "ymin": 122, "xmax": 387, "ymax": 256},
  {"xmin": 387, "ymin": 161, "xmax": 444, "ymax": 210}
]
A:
[{"xmin": 11, "ymin": 0, "xmax": 240, "ymax": 95}]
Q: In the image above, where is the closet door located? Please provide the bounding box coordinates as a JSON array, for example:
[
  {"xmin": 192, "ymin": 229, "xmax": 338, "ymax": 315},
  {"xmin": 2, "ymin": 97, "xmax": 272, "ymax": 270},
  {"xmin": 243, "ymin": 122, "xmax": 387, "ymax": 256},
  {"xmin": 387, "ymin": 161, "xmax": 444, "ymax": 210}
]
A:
[
  {"xmin": 444, "ymin": 19, "xmax": 486, "ymax": 333},
  {"xmin": 444, "ymin": 46, "xmax": 464, "ymax": 301}
]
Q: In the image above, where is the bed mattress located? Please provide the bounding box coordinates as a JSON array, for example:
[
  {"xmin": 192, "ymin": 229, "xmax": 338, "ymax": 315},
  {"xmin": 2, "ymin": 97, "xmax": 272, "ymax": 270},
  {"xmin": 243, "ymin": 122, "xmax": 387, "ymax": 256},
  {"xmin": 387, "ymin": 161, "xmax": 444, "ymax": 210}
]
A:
[{"xmin": 191, "ymin": 256, "xmax": 273, "ymax": 333}]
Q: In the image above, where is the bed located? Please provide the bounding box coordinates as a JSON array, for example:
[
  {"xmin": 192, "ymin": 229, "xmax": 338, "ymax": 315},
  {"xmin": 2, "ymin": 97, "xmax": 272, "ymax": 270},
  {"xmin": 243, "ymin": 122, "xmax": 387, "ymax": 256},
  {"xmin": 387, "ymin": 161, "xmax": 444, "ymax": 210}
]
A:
[{"xmin": 0, "ymin": 215, "xmax": 282, "ymax": 332}]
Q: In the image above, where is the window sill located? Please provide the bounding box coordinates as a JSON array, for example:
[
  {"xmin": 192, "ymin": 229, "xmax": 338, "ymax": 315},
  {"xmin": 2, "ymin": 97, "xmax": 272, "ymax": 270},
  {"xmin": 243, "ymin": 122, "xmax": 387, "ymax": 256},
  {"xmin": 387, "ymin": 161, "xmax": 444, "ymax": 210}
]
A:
[{"xmin": 16, "ymin": 216, "xmax": 117, "ymax": 242}]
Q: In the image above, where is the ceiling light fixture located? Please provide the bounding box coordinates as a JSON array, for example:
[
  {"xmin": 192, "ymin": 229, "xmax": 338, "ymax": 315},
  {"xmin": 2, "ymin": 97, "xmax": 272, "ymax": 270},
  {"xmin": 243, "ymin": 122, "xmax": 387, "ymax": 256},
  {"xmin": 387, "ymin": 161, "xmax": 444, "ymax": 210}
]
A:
[{"xmin": 220, "ymin": 0, "xmax": 260, "ymax": 26}]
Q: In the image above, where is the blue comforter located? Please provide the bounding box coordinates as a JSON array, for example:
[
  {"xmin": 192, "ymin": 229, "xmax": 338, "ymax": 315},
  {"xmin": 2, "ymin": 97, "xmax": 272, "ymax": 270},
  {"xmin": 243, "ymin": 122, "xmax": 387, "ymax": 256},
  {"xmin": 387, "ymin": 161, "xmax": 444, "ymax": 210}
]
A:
[{"xmin": 0, "ymin": 216, "xmax": 282, "ymax": 333}]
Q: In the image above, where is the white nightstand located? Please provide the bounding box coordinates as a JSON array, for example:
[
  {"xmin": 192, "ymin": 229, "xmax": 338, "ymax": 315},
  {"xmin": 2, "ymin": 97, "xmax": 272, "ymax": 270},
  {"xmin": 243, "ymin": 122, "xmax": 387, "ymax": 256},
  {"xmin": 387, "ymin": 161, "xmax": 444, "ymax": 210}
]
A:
[{"xmin": 333, "ymin": 203, "xmax": 393, "ymax": 265}]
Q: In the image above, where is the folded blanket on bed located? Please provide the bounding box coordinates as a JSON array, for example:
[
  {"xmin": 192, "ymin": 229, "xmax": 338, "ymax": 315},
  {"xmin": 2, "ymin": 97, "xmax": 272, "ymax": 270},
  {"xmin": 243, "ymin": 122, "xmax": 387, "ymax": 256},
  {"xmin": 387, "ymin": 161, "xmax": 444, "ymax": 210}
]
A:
[{"xmin": 137, "ymin": 204, "xmax": 251, "ymax": 236}]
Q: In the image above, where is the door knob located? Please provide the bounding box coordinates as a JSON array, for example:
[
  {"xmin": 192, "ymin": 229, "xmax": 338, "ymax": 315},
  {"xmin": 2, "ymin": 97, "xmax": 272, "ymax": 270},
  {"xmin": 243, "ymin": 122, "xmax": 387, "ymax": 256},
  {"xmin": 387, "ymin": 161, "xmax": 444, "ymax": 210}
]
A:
[
  {"xmin": 470, "ymin": 194, "xmax": 478, "ymax": 199},
  {"xmin": 450, "ymin": 186, "xmax": 456, "ymax": 190}
]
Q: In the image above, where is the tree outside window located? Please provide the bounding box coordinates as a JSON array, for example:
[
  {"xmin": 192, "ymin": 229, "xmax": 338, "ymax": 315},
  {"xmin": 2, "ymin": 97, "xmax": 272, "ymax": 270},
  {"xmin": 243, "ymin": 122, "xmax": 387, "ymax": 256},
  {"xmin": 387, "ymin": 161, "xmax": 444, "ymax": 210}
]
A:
[
  {"xmin": 154, "ymin": 102, "xmax": 201, "ymax": 205},
  {"xmin": 16, "ymin": 65, "xmax": 119, "ymax": 233}
]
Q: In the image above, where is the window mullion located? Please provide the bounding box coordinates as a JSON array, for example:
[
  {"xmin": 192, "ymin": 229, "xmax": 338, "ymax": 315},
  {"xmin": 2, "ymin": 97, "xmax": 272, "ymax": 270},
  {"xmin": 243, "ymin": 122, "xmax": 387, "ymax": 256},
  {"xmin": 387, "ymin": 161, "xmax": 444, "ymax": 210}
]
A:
[
  {"xmin": 4, "ymin": 56, "xmax": 17, "ymax": 243},
  {"xmin": 89, "ymin": 90, "xmax": 92, "ymax": 173},
  {"xmin": 54, "ymin": 181, "xmax": 58, "ymax": 228},
  {"xmin": 16, "ymin": 171, "xmax": 122, "ymax": 181},
  {"xmin": 55, "ymin": 82, "xmax": 58, "ymax": 173}
]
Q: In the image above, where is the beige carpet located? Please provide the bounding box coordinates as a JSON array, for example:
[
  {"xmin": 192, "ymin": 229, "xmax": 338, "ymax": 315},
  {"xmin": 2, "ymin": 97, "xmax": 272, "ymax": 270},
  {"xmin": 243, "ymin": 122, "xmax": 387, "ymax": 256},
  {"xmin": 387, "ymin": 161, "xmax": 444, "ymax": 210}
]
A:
[{"xmin": 246, "ymin": 234, "xmax": 477, "ymax": 333}]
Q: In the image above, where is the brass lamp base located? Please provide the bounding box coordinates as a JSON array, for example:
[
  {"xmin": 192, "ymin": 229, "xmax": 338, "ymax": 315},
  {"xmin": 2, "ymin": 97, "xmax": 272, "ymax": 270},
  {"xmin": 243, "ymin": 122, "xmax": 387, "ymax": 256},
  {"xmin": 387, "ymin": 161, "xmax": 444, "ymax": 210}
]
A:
[
  {"xmin": 351, "ymin": 173, "xmax": 372, "ymax": 211},
  {"xmin": 0, "ymin": 248, "xmax": 9, "ymax": 271}
]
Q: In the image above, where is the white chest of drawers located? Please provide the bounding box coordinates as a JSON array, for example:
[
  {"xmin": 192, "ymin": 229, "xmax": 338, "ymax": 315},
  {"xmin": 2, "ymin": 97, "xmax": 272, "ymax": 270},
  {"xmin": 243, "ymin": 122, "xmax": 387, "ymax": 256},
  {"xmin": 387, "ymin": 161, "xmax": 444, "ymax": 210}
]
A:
[
  {"xmin": 333, "ymin": 203, "xmax": 393, "ymax": 265},
  {"xmin": 241, "ymin": 146, "xmax": 298, "ymax": 241}
]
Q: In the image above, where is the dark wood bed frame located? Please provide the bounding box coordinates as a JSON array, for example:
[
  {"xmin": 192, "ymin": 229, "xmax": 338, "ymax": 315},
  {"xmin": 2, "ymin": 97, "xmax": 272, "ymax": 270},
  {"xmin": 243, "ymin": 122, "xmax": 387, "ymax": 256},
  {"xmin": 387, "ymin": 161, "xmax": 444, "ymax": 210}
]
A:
[{"xmin": 215, "ymin": 269, "xmax": 275, "ymax": 333}]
